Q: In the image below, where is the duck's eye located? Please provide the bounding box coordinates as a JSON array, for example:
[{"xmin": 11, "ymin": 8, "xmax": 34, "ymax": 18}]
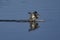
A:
[{"xmin": 34, "ymin": 11, "xmax": 37, "ymax": 13}]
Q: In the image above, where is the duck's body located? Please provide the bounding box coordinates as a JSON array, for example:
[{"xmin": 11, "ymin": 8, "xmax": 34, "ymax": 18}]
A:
[{"xmin": 0, "ymin": 11, "xmax": 45, "ymax": 31}]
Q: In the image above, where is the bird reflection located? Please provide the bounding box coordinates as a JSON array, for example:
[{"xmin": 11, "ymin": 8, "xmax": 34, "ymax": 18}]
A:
[{"xmin": 29, "ymin": 22, "xmax": 40, "ymax": 32}]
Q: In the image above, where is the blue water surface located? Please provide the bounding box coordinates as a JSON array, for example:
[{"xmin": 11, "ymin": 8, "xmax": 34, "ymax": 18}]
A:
[{"xmin": 0, "ymin": 0, "xmax": 60, "ymax": 40}]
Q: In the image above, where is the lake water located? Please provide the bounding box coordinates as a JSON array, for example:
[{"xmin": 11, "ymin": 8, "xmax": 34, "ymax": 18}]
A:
[{"xmin": 0, "ymin": 0, "xmax": 60, "ymax": 40}]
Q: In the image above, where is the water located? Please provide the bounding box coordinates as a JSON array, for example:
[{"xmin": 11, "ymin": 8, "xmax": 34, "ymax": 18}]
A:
[{"xmin": 0, "ymin": 0, "xmax": 60, "ymax": 40}]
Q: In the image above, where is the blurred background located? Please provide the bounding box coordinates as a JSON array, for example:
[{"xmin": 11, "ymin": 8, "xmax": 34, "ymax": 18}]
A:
[{"xmin": 0, "ymin": 0, "xmax": 60, "ymax": 40}]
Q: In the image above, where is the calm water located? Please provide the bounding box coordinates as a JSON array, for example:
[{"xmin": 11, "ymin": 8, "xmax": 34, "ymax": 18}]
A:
[{"xmin": 0, "ymin": 0, "xmax": 60, "ymax": 40}]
